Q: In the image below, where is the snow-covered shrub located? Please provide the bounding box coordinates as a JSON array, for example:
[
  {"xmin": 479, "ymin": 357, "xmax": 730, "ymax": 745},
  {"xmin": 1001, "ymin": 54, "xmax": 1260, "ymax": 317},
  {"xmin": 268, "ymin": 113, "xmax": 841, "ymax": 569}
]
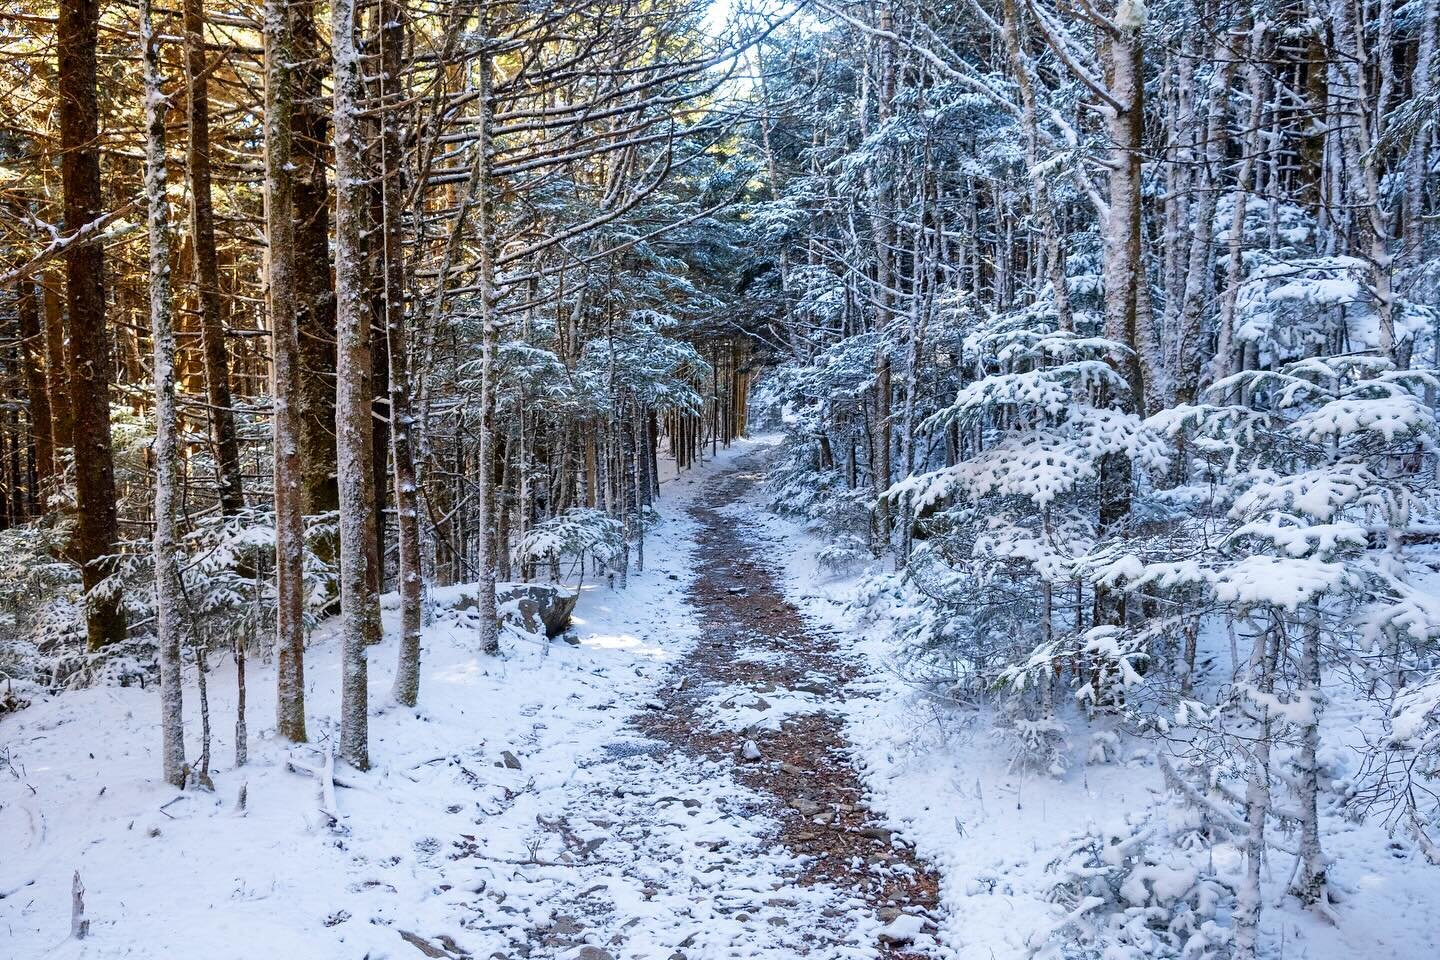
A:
[
  {"xmin": 0, "ymin": 518, "xmax": 82, "ymax": 684},
  {"xmin": 815, "ymin": 535, "xmax": 871, "ymax": 575},
  {"xmin": 995, "ymin": 713, "xmax": 1070, "ymax": 777},
  {"xmin": 878, "ymin": 324, "xmax": 1170, "ymax": 727},
  {"xmin": 516, "ymin": 508, "xmax": 624, "ymax": 579},
  {"xmin": 1035, "ymin": 824, "xmax": 1233, "ymax": 960}
]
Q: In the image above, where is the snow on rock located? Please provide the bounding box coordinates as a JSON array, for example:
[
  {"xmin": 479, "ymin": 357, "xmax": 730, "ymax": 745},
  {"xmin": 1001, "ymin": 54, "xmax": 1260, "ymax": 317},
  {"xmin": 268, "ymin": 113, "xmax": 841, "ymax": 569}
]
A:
[{"xmin": 876, "ymin": 912, "xmax": 926, "ymax": 944}]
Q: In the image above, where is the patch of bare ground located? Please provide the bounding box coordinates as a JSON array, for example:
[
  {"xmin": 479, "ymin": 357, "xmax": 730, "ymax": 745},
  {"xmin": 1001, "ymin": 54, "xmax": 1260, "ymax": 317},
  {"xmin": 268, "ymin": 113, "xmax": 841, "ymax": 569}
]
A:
[{"xmin": 635, "ymin": 454, "xmax": 943, "ymax": 957}]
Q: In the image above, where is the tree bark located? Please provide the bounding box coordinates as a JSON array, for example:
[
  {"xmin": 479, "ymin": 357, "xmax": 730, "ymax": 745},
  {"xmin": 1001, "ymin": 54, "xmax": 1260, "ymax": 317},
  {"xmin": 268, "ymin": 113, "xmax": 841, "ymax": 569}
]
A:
[
  {"xmin": 16, "ymin": 278, "xmax": 54, "ymax": 489},
  {"xmin": 294, "ymin": 0, "xmax": 340, "ymax": 530},
  {"xmin": 42, "ymin": 274, "xmax": 72, "ymax": 454},
  {"xmin": 377, "ymin": 1, "xmax": 423, "ymax": 707},
  {"xmin": 59, "ymin": 0, "xmax": 126, "ymax": 651},
  {"xmin": 474, "ymin": 37, "xmax": 501, "ymax": 657},
  {"xmin": 183, "ymin": 0, "xmax": 246, "ymax": 518},
  {"xmin": 264, "ymin": 0, "xmax": 308, "ymax": 743},
  {"xmin": 1294, "ymin": 607, "xmax": 1329, "ymax": 905},
  {"xmin": 141, "ymin": 0, "xmax": 187, "ymax": 788},
  {"xmin": 334, "ymin": 0, "xmax": 376, "ymax": 770}
]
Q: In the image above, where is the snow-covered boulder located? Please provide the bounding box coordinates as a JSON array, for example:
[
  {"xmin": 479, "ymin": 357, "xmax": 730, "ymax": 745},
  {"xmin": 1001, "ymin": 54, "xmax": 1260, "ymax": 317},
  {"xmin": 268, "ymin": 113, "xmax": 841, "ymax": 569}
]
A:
[
  {"xmin": 496, "ymin": 582, "xmax": 579, "ymax": 638},
  {"xmin": 439, "ymin": 581, "xmax": 580, "ymax": 637}
]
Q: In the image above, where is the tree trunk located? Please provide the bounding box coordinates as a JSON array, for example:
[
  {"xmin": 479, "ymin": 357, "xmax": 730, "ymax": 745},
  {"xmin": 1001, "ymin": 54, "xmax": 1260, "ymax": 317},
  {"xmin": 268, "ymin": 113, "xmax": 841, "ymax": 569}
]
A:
[
  {"xmin": 379, "ymin": 1, "xmax": 423, "ymax": 707},
  {"xmin": 142, "ymin": 0, "xmax": 187, "ymax": 788},
  {"xmin": 1209, "ymin": 24, "xmax": 1269, "ymax": 390},
  {"xmin": 58, "ymin": 0, "xmax": 126, "ymax": 650},
  {"xmin": 42, "ymin": 274, "xmax": 72, "ymax": 454},
  {"xmin": 294, "ymin": 0, "xmax": 340, "ymax": 531},
  {"xmin": 1294, "ymin": 607, "xmax": 1329, "ymax": 906},
  {"xmin": 1234, "ymin": 625, "xmax": 1275, "ymax": 960},
  {"xmin": 183, "ymin": 0, "xmax": 246, "ymax": 517},
  {"xmin": 16, "ymin": 278, "xmax": 54, "ymax": 489},
  {"xmin": 333, "ymin": 0, "xmax": 375, "ymax": 770},
  {"xmin": 264, "ymin": 0, "xmax": 308, "ymax": 743},
  {"xmin": 474, "ymin": 39, "xmax": 501, "ymax": 657}
]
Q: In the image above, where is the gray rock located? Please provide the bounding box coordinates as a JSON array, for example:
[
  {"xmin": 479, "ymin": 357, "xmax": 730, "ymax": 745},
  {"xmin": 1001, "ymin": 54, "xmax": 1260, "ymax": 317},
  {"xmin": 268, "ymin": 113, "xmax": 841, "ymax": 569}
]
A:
[
  {"xmin": 495, "ymin": 583, "xmax": 580, "ymax": 637},
  {"xmin": 788, "ymin": 797, "xmax": 824, "ymax": 817},
  {"xmin": 549, "ymin": 916, "xmax": 584, "ymax": 937}
]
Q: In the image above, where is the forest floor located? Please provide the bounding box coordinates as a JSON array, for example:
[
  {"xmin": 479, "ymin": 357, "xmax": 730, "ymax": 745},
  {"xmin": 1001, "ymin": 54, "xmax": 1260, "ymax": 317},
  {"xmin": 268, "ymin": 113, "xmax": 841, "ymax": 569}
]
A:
[
  {"xmin": 0, "ymin": 440, "xmax": 942, "ymax": 960},
  {"xmin": 7, "ymin": 439, "xmax": 1440, "ymax": 960}
]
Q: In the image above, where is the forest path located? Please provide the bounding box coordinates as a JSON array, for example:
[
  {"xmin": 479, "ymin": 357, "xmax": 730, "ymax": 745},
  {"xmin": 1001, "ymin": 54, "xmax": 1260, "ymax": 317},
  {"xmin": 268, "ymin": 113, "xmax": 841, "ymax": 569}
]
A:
[{"xmin": 484, "ymin": 447, "xmax": 942, "ymax": 959}]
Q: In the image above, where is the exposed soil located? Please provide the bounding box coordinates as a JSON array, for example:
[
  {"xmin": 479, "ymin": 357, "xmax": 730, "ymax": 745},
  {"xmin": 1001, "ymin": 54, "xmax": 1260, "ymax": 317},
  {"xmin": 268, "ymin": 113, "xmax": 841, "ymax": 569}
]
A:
[{"xmin": 635, "ymin": 453, "xmax": 943, "ymax": 956}]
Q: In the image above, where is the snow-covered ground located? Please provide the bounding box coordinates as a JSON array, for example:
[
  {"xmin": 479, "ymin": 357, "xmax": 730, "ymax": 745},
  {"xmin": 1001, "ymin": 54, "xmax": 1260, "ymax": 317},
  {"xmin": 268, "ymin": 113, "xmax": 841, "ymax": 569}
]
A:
[
  {"xmin": 733, "ymin": 435, "xmax": 1440, "ymax": 960},
  {"xmin": 1, "ymin": 442, "xmax": 854, "ymax": 960},
  {"xmin": 7, "ymin": 435, "xmax": 1437, "ymax": 960}
]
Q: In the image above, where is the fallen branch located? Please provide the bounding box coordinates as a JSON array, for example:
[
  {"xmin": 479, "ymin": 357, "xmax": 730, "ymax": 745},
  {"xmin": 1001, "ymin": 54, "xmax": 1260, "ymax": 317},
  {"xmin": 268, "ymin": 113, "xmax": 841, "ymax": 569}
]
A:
[
  {"xmin": 284, "ymin": 758, "xmax": 361, "ymax": 790},
  {"xmin": 398, "ymin": 929, "xmax": 470, "ymax": 958}
]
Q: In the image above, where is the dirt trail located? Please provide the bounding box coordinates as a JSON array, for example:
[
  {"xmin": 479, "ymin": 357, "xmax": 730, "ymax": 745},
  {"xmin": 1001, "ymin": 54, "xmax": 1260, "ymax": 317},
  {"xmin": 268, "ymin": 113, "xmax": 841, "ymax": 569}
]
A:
[
  {"xmin": 635, "ymin": 451, "xmax": 942, "ymax": 956},
  {"xmin": 478, "ymin": 449, "xmax": 944, "ymax": 959}
]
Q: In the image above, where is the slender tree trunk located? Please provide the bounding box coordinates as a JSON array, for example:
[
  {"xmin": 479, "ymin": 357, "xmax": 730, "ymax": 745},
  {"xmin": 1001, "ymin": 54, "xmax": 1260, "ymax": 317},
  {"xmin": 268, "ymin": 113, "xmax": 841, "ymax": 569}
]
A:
[
  {"xmin": 1294, "ymin": 607, "xmax": 1329, "ymax": 906},
  {"xmin": 1002, "ymin": 0, "xmax": 1073, "ymax": 331},
  {"xmin": 1234, "ymin": 626, "xmax": 1275, "ymax": 960},
  {"xmin": 294, "ymin": 0, "xmax": 340, "ymax": 533},
  {"xmin": 1209, "ymin": 23, "xmax": 1268, "ymax": 390},
  {"xmin": 141, "ymin": 0, "xmax": 186, "ymax": 788},
  {"xmin": 1404, "ymin": 0, "xmax": 1438, "ymax": 289},
  {"xmin": 58, "ymin": 0, "xmax": 126, "ymax": 650},
  {"xmin": 474, "ymin": 38, "xmax": 501, "ymax": 656},
  {"xmin": 16, "ymin": 278, "xmax": 53, "ymax": 488},
  {"xmin": 1173, "ymin": 34, "xmax": 1237, "ymax": 404},
  {"xmin": 42, "ymin": 274, "xmax": 72, "ymax": 454},
  {"xmin": 183, "ymin": 0, "xmax": 245, "ymax": 517},
  {"xmin": 1102, "ymin": 12, "xmax": 1150, "ymax": 412},
  {"xmin": 264, "ymin": 0, "xmax": 308, "ymax": 743},
  {"xmin": 380, "ymin": 1, "xmax": 423, "ymax": 707},
  {"xmin": 333, "ymin": 0, "xmax": 375, "ymax": 769},
  {"xmin": 1332, "ymin": 0, "xmax": 1398, "ymax": 360}
]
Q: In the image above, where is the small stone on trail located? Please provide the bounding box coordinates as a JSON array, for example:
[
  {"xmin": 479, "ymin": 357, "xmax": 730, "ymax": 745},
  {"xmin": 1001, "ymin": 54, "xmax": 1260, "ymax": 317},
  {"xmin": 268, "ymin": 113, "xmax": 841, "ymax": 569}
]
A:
[
  {"xmin": 740, "ymin": 740, "xmax": 763, "ymax": 761},
  {"xmin": 549, "ymin": 915, "xmax": 584, "ymax": 938},
  {"xmin": 778, "ymin": 762, "xmax": 804, "ymax": 776},
  {"xmin": 788, "ymin": 797, "xmax": 824, "ymax": 816},
  {"xmin": 500, "ymin": 751, "xmax": 522, "ymax": 770},
  {"xmin": 575, "ymin": 948, "xmax": 614, "ymax": 960}
]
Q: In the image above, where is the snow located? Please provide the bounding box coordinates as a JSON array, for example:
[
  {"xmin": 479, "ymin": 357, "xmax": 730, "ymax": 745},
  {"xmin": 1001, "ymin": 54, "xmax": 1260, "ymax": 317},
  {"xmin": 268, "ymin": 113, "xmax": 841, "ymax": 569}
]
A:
[
  {"xmin": 698, "ymin": 681, "xmax": 827, "ymax": 734},
  {"xmin": 0, "ymin": 443, "xmax": 867, "ymax": 959},
  {"xmin": 8, "ymin": 436, "xmax": 1440, "ymax": 959},
  {"xmin": 732, "ymin": 436, "xmax": 1440, "ymax": 960}
]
